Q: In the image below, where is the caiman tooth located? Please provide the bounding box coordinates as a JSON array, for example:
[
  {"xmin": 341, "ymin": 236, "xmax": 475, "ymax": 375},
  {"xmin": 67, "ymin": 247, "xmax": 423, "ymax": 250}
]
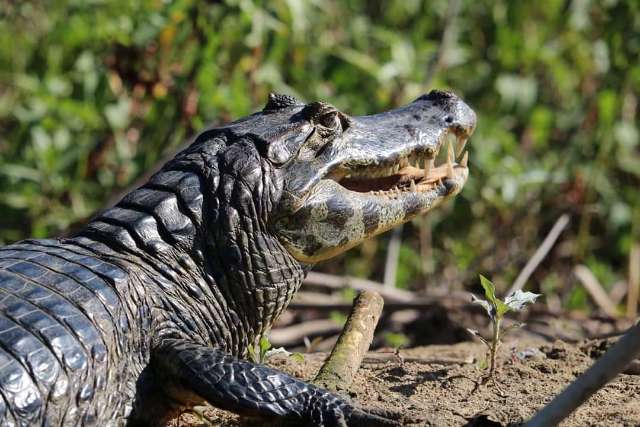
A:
[
  {"xmin": 393, "ymin": 164, "xmax": 400, "ymax": 173},
  {"xmin": 410, "ymin": 179, "xmax": 416, "ymax": 192},
  {"xmin": 456, "ymin": 136, "xmax": 468, "ymax": 159},
  {"xmin": 424, "ymin": 158, "xmax": 433, "ymax": 179},
  {"xmin": 446, "ymin": 141, "xmax": 455, "ymax": 178},
  {"xmin": 460, "ymin": 151, "xmax": 469, "ymax": 167}
]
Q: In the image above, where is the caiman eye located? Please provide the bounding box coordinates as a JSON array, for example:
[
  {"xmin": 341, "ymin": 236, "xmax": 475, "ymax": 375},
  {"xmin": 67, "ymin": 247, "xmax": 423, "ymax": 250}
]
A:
[
  {"xmin": 316, "ymin": 111, "xmax": 341, "ymax": 130},
  {"xmin": 301, "ymin": 102, "xmax": 351, "ymax": 133}
]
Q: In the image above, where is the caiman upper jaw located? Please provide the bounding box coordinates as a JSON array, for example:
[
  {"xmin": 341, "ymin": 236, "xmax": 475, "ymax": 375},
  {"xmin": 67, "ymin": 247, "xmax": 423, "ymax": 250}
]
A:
[
  {"xmin": 335, "ymin": 129, "xmax": 470, "ymax": 197},
  {"xmin": 323, "ymin": 89, "xmax": 476, "ymax": 199}
]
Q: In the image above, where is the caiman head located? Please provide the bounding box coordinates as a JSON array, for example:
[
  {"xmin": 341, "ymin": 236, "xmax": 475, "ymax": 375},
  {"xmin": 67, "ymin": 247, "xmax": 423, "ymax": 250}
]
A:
[{"xmin": 206, "ymin": 90, "xmax": 476, "ymax": 265}]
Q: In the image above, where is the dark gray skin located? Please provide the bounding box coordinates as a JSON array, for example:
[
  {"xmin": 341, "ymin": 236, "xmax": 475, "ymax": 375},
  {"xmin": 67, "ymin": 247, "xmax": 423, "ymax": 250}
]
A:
[{"xmin": 0, "ymin": 90, "xmax": 475, "ymax": 426}]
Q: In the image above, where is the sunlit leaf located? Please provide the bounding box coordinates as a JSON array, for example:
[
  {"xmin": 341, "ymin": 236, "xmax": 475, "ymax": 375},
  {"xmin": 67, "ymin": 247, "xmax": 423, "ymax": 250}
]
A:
[
  {"xmin": 264, "ymin": 346, "xmax": 291, "ymax": 358},
  {"xmin": 479, "ymin": 275, "xmax": 498, "ymax": 306},
  {"xmin": 504, "ymin": 290, "xmax": 541, "ymax": 311}
]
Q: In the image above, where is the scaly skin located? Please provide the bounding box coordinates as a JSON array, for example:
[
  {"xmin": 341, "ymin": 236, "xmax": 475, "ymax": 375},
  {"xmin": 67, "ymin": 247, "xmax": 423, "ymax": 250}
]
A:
[{"xmin": 0, "ymin": 91, "xmax": 475, "ymax": 426}]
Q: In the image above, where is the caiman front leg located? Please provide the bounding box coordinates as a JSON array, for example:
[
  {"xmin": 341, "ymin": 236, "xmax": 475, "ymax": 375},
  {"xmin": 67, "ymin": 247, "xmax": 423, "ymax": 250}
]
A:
[{"xmin": 144, "ymin": 338, "xmax": 400, "ymax": 427}]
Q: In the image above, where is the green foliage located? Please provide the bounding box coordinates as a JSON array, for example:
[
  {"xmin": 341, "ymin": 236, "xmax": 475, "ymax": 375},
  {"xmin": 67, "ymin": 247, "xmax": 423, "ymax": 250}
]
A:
[
  {"xmin": 469, "ymin": 275, "xmax": 540, "ymax": 379},
  {"xmin": 247, "ymin": 335, "xmax": 272, "ymax": 364},
  {"xmin": 247, "ymin": 334, "xmax": 304, "ymax": 364},
  {"xmin": 1, "ymin": 1, "xmax": 639, "ymax": 312}
]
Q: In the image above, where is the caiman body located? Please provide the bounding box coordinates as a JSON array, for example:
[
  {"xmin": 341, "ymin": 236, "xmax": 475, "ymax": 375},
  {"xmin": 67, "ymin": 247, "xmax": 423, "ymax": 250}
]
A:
[{"xmin": 0, "ymin": 91, "xmax": 475, "ymax": 426}]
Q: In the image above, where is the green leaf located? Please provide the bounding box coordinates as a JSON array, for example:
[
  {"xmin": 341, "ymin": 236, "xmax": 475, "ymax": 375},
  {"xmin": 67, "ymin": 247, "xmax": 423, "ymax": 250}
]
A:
[
  {"xmin": 259, "ymin": 336, "xmax": 272, "ymax": 353},
  {"xmin": 479, "ymin": 275, "xmax": 498, "ymax": 306},
  {"xmin": 246, "ymin": 345, "xmax": 257, "ymax": 363},
  {"xmin": 495, "ymin": 299, "xmax": 511, "ymax": 317}
]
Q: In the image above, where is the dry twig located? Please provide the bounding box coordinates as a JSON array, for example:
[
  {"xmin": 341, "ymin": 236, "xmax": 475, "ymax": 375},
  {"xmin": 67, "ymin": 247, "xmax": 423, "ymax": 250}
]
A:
[
  {"xmin": 573, "ymin": 265, "xmax": 618, "ymax": 317},
  {"xmin": 508, "ymin": 214, "xmax": 570, "ymax": 295}
]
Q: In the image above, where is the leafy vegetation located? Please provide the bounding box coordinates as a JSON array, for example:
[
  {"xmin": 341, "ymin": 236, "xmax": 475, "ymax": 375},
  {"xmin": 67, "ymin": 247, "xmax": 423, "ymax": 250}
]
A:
[
  {"xmin": 468, "ymin": 275, "xmax": 540, "ymax": 379},
  {"xmin": 1, "ymin": 1, "xmax": 639, "ymax": 311},
  {"xmin": 247, "ymin": 335, "xmax": 304, "ymax": 364}
]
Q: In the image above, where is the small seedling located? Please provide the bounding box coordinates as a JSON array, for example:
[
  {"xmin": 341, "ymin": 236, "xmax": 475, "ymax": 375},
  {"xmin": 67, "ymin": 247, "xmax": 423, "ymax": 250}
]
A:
[
  {"xmin": 468, "ymin": 275, "xmax": 540, "ymax": 381},
  {"xmin": 248, "ymin": 334, "xmax": 304, "ymax": 364}
]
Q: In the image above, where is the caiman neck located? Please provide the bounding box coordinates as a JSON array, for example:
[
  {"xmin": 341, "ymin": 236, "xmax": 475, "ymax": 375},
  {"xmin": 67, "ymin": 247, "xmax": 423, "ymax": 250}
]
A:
[{"xmin": 76, "ymin": 138, "xmax": 307, "ymax": 355}]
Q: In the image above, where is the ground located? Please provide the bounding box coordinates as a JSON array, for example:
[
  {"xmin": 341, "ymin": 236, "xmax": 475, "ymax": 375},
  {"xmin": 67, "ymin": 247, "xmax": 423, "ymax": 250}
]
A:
[{"xmin": 168, "ymin": 337, "xmax": 640, "ymax": 427}]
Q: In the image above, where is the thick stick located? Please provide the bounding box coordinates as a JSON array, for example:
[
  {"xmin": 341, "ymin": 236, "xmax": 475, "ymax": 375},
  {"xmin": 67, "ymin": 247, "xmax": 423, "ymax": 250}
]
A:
[
  {"xmin": 524, "ymin": 322, "xmax": 640, "ymax": 427},
  {"xmin": 313, "ymin": 290, "xmax": 384, "ymax": 392}
]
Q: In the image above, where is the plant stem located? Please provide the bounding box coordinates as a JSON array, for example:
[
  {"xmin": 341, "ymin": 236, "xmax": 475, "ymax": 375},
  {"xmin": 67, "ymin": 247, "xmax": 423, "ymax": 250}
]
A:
[{"xmin": 489, "ymin": 317, "xmax": 501, "ymax": 378}]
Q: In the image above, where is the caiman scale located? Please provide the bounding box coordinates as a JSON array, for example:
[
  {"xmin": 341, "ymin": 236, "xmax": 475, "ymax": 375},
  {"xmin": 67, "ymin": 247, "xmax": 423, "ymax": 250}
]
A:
[{"xmin": 0, "ymin": 90, "xmax": 475, "ymax": 426}]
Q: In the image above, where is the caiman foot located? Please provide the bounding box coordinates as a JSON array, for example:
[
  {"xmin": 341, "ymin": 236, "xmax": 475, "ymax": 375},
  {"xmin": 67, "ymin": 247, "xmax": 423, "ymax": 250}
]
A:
[{"xmin": 148, "ymin": 338, "xmax": 402, "ymax": 427}]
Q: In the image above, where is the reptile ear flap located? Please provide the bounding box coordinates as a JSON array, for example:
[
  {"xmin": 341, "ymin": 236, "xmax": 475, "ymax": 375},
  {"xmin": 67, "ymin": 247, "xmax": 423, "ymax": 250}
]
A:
[
  {"xmin": 264, "ymin": 93, "xmax": 303, "ymax": 112},
  {"xmin": 266, "ymin": 128, "xmax": 313, "ymax": 165}
]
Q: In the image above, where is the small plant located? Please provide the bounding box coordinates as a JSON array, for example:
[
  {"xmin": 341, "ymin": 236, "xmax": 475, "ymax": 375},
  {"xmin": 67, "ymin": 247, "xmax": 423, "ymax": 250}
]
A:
[
  {"xmin": 468, "ymin": 275, "xmax": 541, "ymax": 380},
  {"xmin": 248, "ymin": 334, "xmax": 304, "ymax": 364}
]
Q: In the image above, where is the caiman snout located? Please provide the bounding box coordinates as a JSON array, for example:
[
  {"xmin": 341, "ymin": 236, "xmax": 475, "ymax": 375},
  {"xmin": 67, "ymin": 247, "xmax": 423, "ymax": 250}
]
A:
[
  {"xmin": 415, "ymin": 89, "xmax": 477, "ymax": 139},
  {"xmin": 272, "ymin": 90, "xmax": 477, "ymax": 263}
]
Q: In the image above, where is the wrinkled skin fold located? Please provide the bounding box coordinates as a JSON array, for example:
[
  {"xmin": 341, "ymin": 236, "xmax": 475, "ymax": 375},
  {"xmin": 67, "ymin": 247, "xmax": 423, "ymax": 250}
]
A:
[{"xmin": 0, "ymin": 90, "xmax": 475, "ymax": 426}]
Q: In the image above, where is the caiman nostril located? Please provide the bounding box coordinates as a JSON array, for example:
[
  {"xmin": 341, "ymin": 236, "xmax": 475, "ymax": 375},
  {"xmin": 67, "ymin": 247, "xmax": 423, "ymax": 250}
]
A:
[{"xmin": 444, "ymin": 115, "xmax": 454, "ymax": 124}]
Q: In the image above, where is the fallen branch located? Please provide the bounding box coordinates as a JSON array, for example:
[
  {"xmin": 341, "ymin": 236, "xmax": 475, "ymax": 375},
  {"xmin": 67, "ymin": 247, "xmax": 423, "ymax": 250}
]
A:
[
  {"xmin": 524, "ymin": 321, "xmax": 640, "ymax": 427},
  {"xmin": 609, "ymin": 280, "xmax": 628, "ymax": 305},
  {"xmin": 303, "ymin": 271, "xmax": 415, "ymax": 302},
  {"xmin": 287, "ymin": 300, "xmax": 439, "ymax": 312},
  {"xmin": 313, "ymin": 290, "xmax": 384, "ymax": 392},
  {"xmin": 508, "ymin": 214, "xmax": 570, "ymax": 295},
  {"xmin": 269, "ymin": 319, "xmax": 343, "ymax": 347},
  {"xmin": 574, "ymin": 265, "xmax": 618, "ymax": 317},
  {"xmin": 383, "ymin": 226, "xmax": 403, "ymax": 289},
  {"xmin": 627, "ymin": 243, "xmax": 640, "ymax": 318}
]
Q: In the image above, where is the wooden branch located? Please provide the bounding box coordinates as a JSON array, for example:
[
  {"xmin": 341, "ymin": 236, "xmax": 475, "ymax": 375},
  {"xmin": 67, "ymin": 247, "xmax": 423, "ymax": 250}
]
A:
[
  {"xmin": 524, "ymin": 321, "xmax": 640, "ymax": 427},
  {"xmin": 627, "ymin": 243, "xmax": 640, "ymax": 318},
  {"xmin": 269, "ymin": 319, "xmax": 343, "ymax": 347},
  {"xmin": 383, "ymin": 226, "xmax": 403, "ymax": 289},
  {"xmin": 303, "ymin": 271, "xmax": 415, "ymax": 302},
  {"xmin": 609, "ymin": 280, "xmax": 628, "ymax": 305},
  {"xmin": 313, "ymin": 291, "xmax": 384, "ymax": 392},
  {"xmin": 508, "ymin": 214, "xmax": 570, "ymax": 295},
  {"xmin": 574, "ymin": 265, "xmax": 618, "ymax": 317},
  {"xmin": 287, "ymin": 300, "xmax": 438, "ymax": 312}
]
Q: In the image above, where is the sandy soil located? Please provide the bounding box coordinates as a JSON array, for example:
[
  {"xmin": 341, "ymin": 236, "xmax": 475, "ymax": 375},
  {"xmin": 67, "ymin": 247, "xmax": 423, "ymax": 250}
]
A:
[{"xmin": 170, "ymin": 337, "xmax": 640, "ymax": 427}]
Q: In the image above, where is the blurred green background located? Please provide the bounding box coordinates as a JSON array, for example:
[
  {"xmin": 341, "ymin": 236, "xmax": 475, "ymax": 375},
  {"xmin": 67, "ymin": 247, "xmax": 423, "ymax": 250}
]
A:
[{"xmin": 1, "ymin": 0, "xmax": 639, "ymax": 313}]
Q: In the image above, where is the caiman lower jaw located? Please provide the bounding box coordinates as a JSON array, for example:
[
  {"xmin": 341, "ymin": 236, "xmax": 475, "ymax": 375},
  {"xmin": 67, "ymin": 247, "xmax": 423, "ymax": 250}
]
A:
[{"xmin": 336, "ymin": 136, "xmax": 469, "ymax": 199}]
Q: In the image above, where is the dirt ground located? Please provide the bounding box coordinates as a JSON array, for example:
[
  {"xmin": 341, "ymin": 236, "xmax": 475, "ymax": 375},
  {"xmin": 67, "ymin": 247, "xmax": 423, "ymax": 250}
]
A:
[{"xmin": 170, "ymin": 336, "xmax": 640, "ymax": 427}]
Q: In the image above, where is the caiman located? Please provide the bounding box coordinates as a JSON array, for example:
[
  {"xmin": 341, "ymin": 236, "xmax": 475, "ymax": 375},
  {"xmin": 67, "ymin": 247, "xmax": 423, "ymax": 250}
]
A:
[{"xmin": 0, "ymin": 90, "xmax": 476, "ymax": 426}]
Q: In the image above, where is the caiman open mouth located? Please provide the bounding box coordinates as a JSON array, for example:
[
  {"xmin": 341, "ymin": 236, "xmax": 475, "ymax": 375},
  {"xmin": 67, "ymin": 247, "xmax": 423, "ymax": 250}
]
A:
[{"xmin": 335, "ymin": 133, "xmax": 469, "ymax": 197}]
